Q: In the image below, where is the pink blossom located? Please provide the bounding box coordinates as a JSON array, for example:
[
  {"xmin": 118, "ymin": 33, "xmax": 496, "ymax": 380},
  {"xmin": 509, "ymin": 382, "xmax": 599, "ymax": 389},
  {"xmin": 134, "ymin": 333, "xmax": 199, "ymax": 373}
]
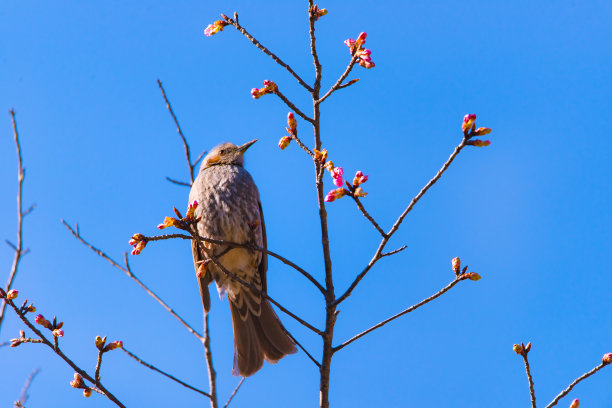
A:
[
  {"xmin": 325, "ymin": 188, "xmax": 347, "ymax": 202},
  {"xmin": 462, "ymin": 113, "xmax": 477, "ymax": 133},
  {"xmin": 332, "ymin": 167, "xmax": 344, "ymax": 187},
  {"xmin": 53, "ymin": 329, "xmax": 64, "ymax": 337},
  {"xmin": 352, "ymin": 171, "xmax": 369, "ymax": 186},
  {"xmin": 6, "ymin": 289, "xmax": 18, "ymax": 300}
]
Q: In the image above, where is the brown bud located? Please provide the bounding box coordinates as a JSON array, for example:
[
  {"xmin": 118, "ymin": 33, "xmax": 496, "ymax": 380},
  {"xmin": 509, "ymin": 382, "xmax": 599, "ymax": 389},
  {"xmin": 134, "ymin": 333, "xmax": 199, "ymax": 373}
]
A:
[
  {"xmin": 602, "ymin": 353, "xmax": 612, "ymax": 365},
  {"xmin": 452, "ymin": 257, "xmax": 461, "ymax": 275}
]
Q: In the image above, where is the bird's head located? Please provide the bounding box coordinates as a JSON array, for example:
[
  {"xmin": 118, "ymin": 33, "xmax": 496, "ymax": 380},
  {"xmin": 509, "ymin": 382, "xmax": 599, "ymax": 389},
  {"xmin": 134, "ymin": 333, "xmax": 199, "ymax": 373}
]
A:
[{"xmin": 201, "ymin": 139, "xmax": 257, "ymax": 169}]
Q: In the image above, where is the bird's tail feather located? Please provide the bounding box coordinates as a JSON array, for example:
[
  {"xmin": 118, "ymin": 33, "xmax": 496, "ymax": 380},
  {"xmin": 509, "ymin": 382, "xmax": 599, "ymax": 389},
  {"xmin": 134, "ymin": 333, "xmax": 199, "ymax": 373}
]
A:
[{"xmin": 230, "ymin": 298, "xmax": 296, "ymax": 377}]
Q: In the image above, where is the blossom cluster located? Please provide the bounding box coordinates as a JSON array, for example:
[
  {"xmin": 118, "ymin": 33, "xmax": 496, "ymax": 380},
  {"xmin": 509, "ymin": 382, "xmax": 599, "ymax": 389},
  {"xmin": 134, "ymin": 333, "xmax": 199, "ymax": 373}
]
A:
[
  {"xmin": 35, "ymin": 313, "xmax": 64, "ymax": 337},
  {"xmin": 251, "ymin": 80, "xmax": 278, "ymax": 99},
  {"xmin": 462, "ymin": 113, "xmax": 492, "ymax": 146},
  {"xmin": 344, "ymin": 32, "xmax": 375, "ymax": 69},
  {"xmin": 324, "ymin": 159, "xmax": 369, "ymax": 202}
]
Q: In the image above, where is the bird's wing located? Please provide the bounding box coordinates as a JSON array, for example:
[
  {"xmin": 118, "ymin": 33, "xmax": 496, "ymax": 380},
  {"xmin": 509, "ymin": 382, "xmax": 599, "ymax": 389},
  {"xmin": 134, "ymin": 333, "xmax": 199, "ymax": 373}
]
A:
[
  {"xmin": 192, "ymin": 238, "xmax": 211, "ymax": 312},
  {"xmin": 258, "ymin": 200, "xmax": 268, "ymax": 294}
]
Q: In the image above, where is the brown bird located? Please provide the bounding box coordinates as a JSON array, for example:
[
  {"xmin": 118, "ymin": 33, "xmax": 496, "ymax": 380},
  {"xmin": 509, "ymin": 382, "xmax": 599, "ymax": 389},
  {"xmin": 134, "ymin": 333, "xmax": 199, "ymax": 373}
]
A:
[{"xmin": 189, "ymin": 140, "xmax": 296, "ymax": 377}]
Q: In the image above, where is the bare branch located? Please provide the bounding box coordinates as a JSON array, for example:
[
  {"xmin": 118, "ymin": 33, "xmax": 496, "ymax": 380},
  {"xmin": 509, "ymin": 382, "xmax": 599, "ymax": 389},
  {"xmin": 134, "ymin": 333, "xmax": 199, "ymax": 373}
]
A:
[
  {"xmin": 7, "ymin": 301, "xmax": 125, "ymax": 407},
  {"xmin": 166, "ymin": 176, "xmax": 192, "ymax": 187},
  {"xmin": 1, "ymin": 109, "xmax": 33, "ymax": 335},
  {"xmin": 16, "ymin": 368, "xmax": 40, "ymax": 407},
  {"xmin": 380, "ymin": 245, "xmax": 407, "ymax": 258},
  {"xmin": 203, "ymin": 311, "xmax": 218, "ymax": 408},
  {"xmin": 273, "ymin": 88, "xmax": 314, "ymax": 124},
  {"xmin": 157, "ymin": 79, "xmax": 198, "ymax": 183},
  {"xmin": 544, "ymin": 361, "xmax": 610, "ymax": 408},
  {"xmin": 284, "ymin": 329, "xmax": 321, "ymax": 368},
  {"xmin": 143, "ymin": 232, "xmax": 325, "ymax": 295},
  {"xmin": 221, "ymin": 14, "xmax": 313, "ymax": 93},
  {"xmin": 121, "ymin": 347, "xmax": 212, "ymax": 399},
  {"xmin": 335, "ymin": 138, "xmax": 469, "ymax": 305},
  {"xmin": 61, "ymin": 221, "xmax": 204, "ymax": 341},
  {"xmin": 318, "ymin": 56, "xmax": 358, "ymax": 103},
  {"xmin": 94, "ymin": 348, "xmax": 104, "ymax": 386},
  {"xmin": 520, "ymin": 353, "xmax": 537, "ymax": 408},
  {"xmin": 351, "ymin": 195, "xmax": 385, "ymax": 237},
  {"xmin": 223, "ymin": 378, "xmax": 245, "ymax": 408},
  {"xmin": 334, "ymin": 276, "xmax": 465, "ymax": 352}
]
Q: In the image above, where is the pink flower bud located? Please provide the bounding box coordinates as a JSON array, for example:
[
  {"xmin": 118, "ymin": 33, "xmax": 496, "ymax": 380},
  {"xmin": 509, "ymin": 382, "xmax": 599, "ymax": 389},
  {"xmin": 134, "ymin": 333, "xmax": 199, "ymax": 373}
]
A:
[
  {"xmin": 603, "ymin": 353, "xmax": 612, "ymax": 364},
  {"xmin": 251, "ymin": 88, "xmax": 260, "ymax": 98},
  {"xmin": 356, "ymin": 32, "xmax": 367, "ymax": 45},
  {"xmin": 462, "ymin": 113, "xmax": 477, "ymax": 133},
  {"xmin": 103, "ymin": 340, "xmax": 123, "ymax": 352},
  {"xmin": 344, "ymin": 39, "xmax": 356, "ymax": 48},
  {"xmin": 186, "ymin": 200, "xmax": 198, "ymax": 219},
  {"xmin": 325, "ymin": 188, "xmax": 348, "ymax": 202},
  {"xmin": 53, "ymin": 329, "xmax": 64, "ymax": 337},
  {"xmin": 131, "ymin": 240, "xmax": 147, "ymax": 256},
  {"xmin": 352, "ymin": 171, "xmax": 369, "ymax": 186},
  {"xmin": 332, "ymin": 167, "xmax": 344, "ymax": 187},
  {"xmin": 157, "ymin": 216, "xmax": 179, "ymax": 230},
  {"xmin": 6, "ymin": 290, "xmax": 18, "ymax": 300},
  {"xmin": 287, "ymin": 112, "xmax": 297, "ymax": 134},
  {"xmin": 278, "ymin": 136, "xmax": 292, "ymax": 150},
  {"xmin": 569, "ymin": 399, "xmax": 579, "ymax": 408},
  {"xmin": 35, "ymin": 314, "xmax": 52, "ymax": 329},
  {"xmin": 204, "ymin": 20, "xmax": 228, "ymax": 36}
]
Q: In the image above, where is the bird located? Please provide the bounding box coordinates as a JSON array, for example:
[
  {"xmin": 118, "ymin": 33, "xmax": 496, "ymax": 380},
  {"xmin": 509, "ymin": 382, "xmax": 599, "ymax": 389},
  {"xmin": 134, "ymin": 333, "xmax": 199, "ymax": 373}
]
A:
[{"xmin": 188, "ymin": 139, "xmax": 296, "ymax": 377}]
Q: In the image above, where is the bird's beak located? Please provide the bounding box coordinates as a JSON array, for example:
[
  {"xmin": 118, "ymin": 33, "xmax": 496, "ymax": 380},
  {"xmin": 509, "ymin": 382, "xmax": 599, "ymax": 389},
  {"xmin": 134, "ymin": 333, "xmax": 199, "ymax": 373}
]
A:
[{"xmin": 236, "ymin": 139, "xmax": 258, "ymax": 154}]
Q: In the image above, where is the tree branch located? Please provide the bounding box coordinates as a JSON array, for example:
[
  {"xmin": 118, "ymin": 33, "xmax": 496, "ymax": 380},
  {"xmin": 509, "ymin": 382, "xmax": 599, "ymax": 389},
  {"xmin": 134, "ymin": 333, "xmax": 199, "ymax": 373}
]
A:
[
  {"xmin": 221, "ymin": 14, "xmax": 313, "ymax": 93},
  {"xmin": 7, "ymin": 301, "xmax": 125, "ymax": 407},
  {"xmin": 142, "ymin": 232, "xmax": 325, "ymax": 295},
  {"xmin": 335, "ymin": 137, "xmax": 469, "ymax": 305},
  {"xmin": 15, "ymin": 368, "xmax": 40, "ymax": 407},
  {"xmin": 521, "ymin": 353, "xmax": 537, "ymax": 408},
  {"xmin": 1, "ymin": 109, "xmax": 33, "ymax": 335},
  {"xmin": 318, "ymin": 55, "xmax": 358, "ymax": 103},
  {"xmin": 274, "ymin": 88, "xmax": 314, "ymax": 123},
  {"xmin": 544, "ymin": 361, "xmax": 610, "ymax": 408},
  {"xmin": 203, "ymin": 311, "xmax": 218, "ymax": 408},
  {"xmin": 334, "ymin": 276, "xmax": 466, "ymax": 352},
  {"xmin": 61, "ymin": 221, "xmax": 205, "ymax": 341},
  {"xmin": 223, "ymin": 378, "xmax": 245, "ymax": 408},
  {"xmin": 121, "ymin": 347, "xmax": 212, "ymax": 399},
  {"xmin": 351, "ymin": 195, "xmax": 385, "ymax": 237},
  {"xmin": 157, "ymin": 79, "xmax": 199, "ymax": 184}
]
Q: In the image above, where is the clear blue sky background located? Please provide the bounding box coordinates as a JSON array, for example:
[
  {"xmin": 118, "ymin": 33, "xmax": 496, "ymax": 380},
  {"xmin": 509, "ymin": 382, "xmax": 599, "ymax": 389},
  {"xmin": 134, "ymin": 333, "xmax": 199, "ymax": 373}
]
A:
[{"xmin": 1, "ymin": 1, "xmax": 611, "ymax": 407}]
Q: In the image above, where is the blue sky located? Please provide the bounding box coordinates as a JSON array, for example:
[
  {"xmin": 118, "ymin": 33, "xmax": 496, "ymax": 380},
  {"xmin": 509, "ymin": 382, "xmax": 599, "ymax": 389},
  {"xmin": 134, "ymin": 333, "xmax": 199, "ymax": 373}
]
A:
[{"xmin": 1, "ymin": 1, "xmax": 611, "ymax": 407}]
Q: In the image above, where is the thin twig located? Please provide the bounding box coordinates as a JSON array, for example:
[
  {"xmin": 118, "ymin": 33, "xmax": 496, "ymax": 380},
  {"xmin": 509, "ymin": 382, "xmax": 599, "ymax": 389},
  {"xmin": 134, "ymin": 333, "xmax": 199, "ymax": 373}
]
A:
[
  {"xmin": 335, "ymin": 138, "xmax": 469, "ymax": 305},
  {"xmin": 8, "ymin": 301, "xmax": 125, "ymax": 407},
  {"xmin": 16, "ymin": 368, "xmax": 40, "ymax": 406},
  {"xmin": 157, "ymin": 79, "xmax": 197, "ymax": 184},
  {"xmin": 380, "ymin": 246, "xmax": 408, "ymax": 258},
  {"xmin": 166, "ymin": 177, "xmax": 191, "ymax": 187},
  {"xmin": 223, "ymin": 378, "xmax": 245, "ymax": 408},
  {"xmin": 351, "ymin": 195, "xmax": 385, "ymax": 237},
  {"xmin": 284, "ymin": 329, "xmax": 321, "ymax": 368},
  {"xmin": 121, "ymin": 347, "xmax": 212, "ymax": 399},
  {"xmin": 290, "ymin": 130, "xmax": 316, "ymax": 159},
  {"xmin": 0, "ymin": 109, "xmax": 32, "ymax": 335},
  {"xmin": 61, "ymin": 221, "xmax": 204, "ymax": 341},
  {"xmin": 274, "ymin": 89, "xmax": 314, "ymax": 124},
  {"xmin": 221, "ymin": 14, "xmax": 313, "ymax": 93},
  {"xmin": 334, "ymin": 276, "xmax": 465, "ymax": 352},
  {"xmin": 521, "ymin": 353, "xmax": 537, "ymax": 408},
  {"xmin": 544, "ymin": 362, "xmax": 610, "ymax": 408},
  {"xmin": 143, "ymin": 232, "xmax": 325, "ymax": 295},
  {"xmin": 203, "ymin": 311, "xmax": 218, "ymax": 408},
  {"xmin": 94, "ymin": 349, "xmax": 104, "ymax": 385},
  {"xmin": 318, "ymin": 55, "xmax": 358, "ymax": 103}
]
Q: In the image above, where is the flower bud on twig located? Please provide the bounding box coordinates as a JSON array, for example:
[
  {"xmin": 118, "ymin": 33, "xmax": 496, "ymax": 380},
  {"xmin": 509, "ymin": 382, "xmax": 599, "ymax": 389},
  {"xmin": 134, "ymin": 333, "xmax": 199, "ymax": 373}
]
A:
[
  {"xmin": 569, "ymin": 399, "xmax": 579, "ymax": 408},
  {"xmin": 278, "ymin": 136, "xmax": 292, "ymax": 150},
  {"xmin": 204, "ymin": 20, "xmax": 229, "ymax": 36},
  {"xmin": 602, "ymin": 353, "xmax": 612, "ymax": 365}
]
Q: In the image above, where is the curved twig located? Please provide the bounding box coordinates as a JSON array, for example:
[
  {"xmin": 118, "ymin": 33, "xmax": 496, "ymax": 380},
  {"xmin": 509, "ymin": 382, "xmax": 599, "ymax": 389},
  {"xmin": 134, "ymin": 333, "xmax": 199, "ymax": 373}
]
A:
[{"xmin": 544, "ymin": 362, "xmax": 610, "ymax": 408}]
